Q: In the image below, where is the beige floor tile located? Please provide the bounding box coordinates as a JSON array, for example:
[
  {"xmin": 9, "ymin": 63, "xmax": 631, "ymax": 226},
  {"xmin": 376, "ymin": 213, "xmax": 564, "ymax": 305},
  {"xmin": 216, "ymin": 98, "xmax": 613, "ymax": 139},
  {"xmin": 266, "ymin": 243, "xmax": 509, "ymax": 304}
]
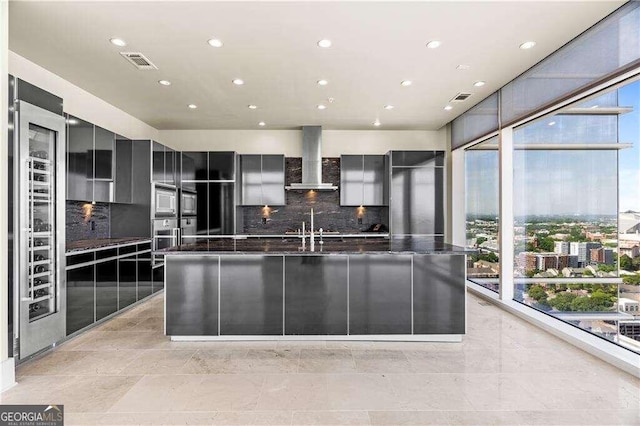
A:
[
  {"xmin": 210, "ymin": 411, "xmax": 293, "ymax": 425},
  {"xmin": 64, "ymin": 412, "xmax": 104, "ymax": 425},
  {"xmin": 298, "ymin": 349, "xmax": 357, "ymax": 373},
  {"xmin": 17, "ymin": 351, "xmax": 90, "ymax": 376},
  {"xmin": 119, "ymin": 349, "xmax": 196, "ymax": 375},
  {"xmin": 368, "ymin": 410, "xmax": 450, "ymax": 425},
  {"xmin": 59, "ymin": 350, "xmax": 141, "ymax": 375},
  {"xmin": 231, "ymin": 349, "xmax": 301, "ymax": 374},
  {"xmin": 256, "ymin": 374, "xmax": 329, "ymax": 411},
  {"xmin": 326, "ymin": 374, "xmax": 401, "ymax": 411},
  {"xmin": 404, "ymin": 350, "xmax": 500, "ymax": 374},
  {"xmin": 180, "ymin": 349, "xmax": 250, "ymax": 374},
  {"xmin": 455, "ymin": 374, "xmax": 546, "ymax": 411},
  {"xmin": 292, "ymin": 410, "xmax": 370, "ymax": 425},
  {"xmin": 352, "ymin": 349, "xmax": 414, "ymax": 373},
  {"xmin": 73, "ymin": 331, "xmax": 169, "ymax": 351},
  {"xmin": 386, "ymin": 374, "xmax": 475, "ymax": 411},
  {"xmin": 183, "ymin": 374, "xmax": 265, "ymax": 411},
  {"xmin": 447, "ymin": 410, "xmax": 524, "ymax": 425},
  {"xmin": 96, "ymin": 411, "xmax": 218, "ymax": 425},
  {"xmin": 516, "ymin": 409, "xmax": 640, "ymax": 425},
  {"xmin": 96, "ymin": 317, "xmax": 142, "ymax": 332}
]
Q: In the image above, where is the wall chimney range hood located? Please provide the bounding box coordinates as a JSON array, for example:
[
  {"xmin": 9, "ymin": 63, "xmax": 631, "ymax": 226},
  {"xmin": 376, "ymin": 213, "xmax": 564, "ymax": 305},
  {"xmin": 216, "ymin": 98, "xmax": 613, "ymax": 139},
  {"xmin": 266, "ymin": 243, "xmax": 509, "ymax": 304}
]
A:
[{"xmin": 285, "ymin": 125, "xmax": 338, "ymax": 190}]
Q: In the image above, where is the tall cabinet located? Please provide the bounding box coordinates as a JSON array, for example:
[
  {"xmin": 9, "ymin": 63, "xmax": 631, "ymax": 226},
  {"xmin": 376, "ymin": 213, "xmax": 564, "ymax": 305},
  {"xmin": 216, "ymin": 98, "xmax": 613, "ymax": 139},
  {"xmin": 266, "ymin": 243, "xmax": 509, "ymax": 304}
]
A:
[{"xmin": 389, "ymin": 151, "xmax": 445, "ymax": 238}]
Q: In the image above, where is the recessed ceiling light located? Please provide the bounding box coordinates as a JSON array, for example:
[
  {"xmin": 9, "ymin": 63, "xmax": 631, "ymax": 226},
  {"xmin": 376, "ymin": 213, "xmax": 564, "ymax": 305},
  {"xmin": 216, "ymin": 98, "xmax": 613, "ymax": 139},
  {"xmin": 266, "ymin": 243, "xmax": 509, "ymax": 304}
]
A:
[
  {"xmin": 258, "ymin": 121, "xmax": 266, "ymax": 127},
  {"xmin": 207, "ymin": 38, "xmax": 223, "ymax": 48},
  {"xmin": 248, "ymin": 104, "xmax": 257, "ymax": 109},
  {"xmin": 232, "ymin": 79, "xmax": 244, "ymax": 85},
  {"xmin": 519, "ymin": 41, "xmax": 536, "ymax": 50},
  {"xmin": 373, "ymin": 120, "xmax": 381, "ymax": 127},
  {"xmin": 384, "ymin": 105, "xmax": 394, "ymax": 110},
  {"xmin": 188, "ymin": 104, "xmax": 197, "ymax": 109},
  {"xmin": 109, "ymin": 38, "xmax": 127, "ymax": 47},
  {"xmin": 317, "ymin": 105, "xmax": 327, "ymax": 110},
  {"xmin": 456, "ymin": 65, "xmax": 470, "ymax": 70},
  {"xmin": 473, "ymin": 81, "xmax": 486, "ymax": 87},
  {"xmin": 158, "ymin": 80, "xmax": 171, "ymax": 86},
  {"xmin": 444, "ymin": 105, "xmax": 453, "ymax": 111},
  {"xmin": 317, "ymin": 39, "xmax": 332, "ymax": 48},
  {"xmin": 548, "ymin": 121, "xmax": 556, "ymax": 126},
  {"xmin": 317, "ymin": 79, "xmax": 328, "ymax": 86},
  {"xmin": 401, "ymin": 80, "xmax": 412, "ymax": 87},
  {"xmin": 426, "ymin": 40, "xmax": 441, "ymax": 49}
]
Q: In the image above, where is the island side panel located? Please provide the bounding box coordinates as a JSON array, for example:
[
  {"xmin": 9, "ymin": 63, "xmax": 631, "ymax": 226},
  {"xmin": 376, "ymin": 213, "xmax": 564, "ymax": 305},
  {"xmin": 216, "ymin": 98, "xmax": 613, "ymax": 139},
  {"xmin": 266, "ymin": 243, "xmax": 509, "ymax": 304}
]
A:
[
  {"xmin": 284, "ymin": 255, "xmax": 348, "ymax": 335},
  {"xmin": 348, "ymin": 255, "xmax": 412, "ymax": 334},
  {"xmin": 413, "ymin": 254, "xmax": 466, "ymax": 335},
  {"xmin": 165, "ymin": 255, "xmax": 219, "ymax": 336},
  {"xmin": 220, "ymin": 255, "xmax": 284, "ymax": 335}
]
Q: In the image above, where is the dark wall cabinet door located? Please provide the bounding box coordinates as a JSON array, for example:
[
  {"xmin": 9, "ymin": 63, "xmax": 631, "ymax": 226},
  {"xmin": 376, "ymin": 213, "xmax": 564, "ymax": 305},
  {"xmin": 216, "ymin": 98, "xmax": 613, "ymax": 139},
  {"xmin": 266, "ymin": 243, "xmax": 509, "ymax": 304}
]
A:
[
  {"xmin": 96, "ymin": 259, "xmax": 118, "ymax": 321},
  {"xmin": 132, "ymin": 140, "xmax": 151, "ymax": 205},
  {"xmin": 115, "ymin": 137, "xmax": 133, "ymax": 203},
  {"xmin": 285, "ymin": 256, "xmax": 348, "ymax": 335},
  {"xmin": 166, "ymin": 256, "xmax": 219, "ymax": 336},
  {"xmin": 413, "ymin": 255, "xmax": 465, "ymax": 334},
  {"xmin": 209, "ymin": 152, "xmax": 235, "ymax": 180},
  {"xmin": 118, "ymin": 255, "xmax": 137, "ymax": 309},
  {"xmin": 152, "ymin": 142, "xmax": 165, "ymax": 183},
  {"xmin": 66, "ymin": 116, "xmax": 93, "ymax": 201},
  {"xmin": 166, "ymin": 147, "xmax": 176, "ymax": 186},
  {"xmin": 220, "ymin": 256, "xmax": 283, "ymax": 335},
  {"xmin": 152, "ymin": 265, "xmax": 164, "ymax": 293},
  {"xmin": 348, "ymin": 255, "xmax": 412, "ymax": 334},
  {"xmin": 209, "ymin": 183, "xmax": 235, "ymax": 235},
  {"xmin": 93, "ymin": 125, "xmax": 114, "ymax": 180},
  {"xmin": 66, "ymin": 264, "xmax": 95, "ymax": 335}
]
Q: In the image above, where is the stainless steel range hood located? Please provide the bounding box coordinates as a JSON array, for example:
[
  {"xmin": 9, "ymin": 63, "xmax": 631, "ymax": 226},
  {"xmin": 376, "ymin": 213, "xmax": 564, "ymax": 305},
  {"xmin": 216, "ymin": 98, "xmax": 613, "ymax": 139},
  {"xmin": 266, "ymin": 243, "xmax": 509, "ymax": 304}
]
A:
[{"xmin": 285, "ymin": 125, "xmax": 338, "ymax": 190}]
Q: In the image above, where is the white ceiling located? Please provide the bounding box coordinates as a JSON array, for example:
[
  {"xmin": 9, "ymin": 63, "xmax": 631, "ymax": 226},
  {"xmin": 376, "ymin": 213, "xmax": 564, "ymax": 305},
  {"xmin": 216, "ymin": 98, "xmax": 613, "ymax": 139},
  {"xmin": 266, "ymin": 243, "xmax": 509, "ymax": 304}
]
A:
[{"xmin": 9, "ymin": 1, "xmax": 624, "ymax": 131}]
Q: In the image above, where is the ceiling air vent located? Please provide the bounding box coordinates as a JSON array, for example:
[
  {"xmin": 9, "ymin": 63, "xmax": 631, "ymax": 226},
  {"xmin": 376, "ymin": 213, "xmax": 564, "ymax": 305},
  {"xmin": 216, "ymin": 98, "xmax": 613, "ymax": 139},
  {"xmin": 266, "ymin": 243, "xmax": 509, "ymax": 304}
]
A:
[
  {"xmin": 119, "ymin": 52, "xmax": 158, "ymax": 70},
  {"xmin": 451, "ymin": 92, "xmax": 472, "ymax": 102}
]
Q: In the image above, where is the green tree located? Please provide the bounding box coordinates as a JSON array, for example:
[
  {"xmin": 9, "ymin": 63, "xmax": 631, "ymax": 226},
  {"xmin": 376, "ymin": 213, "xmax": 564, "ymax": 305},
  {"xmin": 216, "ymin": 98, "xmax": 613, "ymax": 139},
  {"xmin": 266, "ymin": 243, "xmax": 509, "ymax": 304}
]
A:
[
  {"xmin": 622, "ymin": 275, "xmax": 640, "ymax": 286},
  {"xmin": 620, "ymin": 255, "xmax": 633, "ymax": 272},
  {"xmin": 475, "ymin": 236, "xmax": 488, "ymax": 246},
  {"xmin": 528, "ymin": 285, "xmax": 547, "ymax": 301},
  {"xmin": 538, "ymin": 237, "xmax": 555, "ymax": 252},
  {"xmin": 568, "ymin": 283, "xmax": 584, "ymax": 291},
  {"xmin": 548, "ymin": 292, "xmax": 577, "ymax": 311},
  {"xmin": 597, "ymin": 264, "xmax": 616, "ymax": 273}
]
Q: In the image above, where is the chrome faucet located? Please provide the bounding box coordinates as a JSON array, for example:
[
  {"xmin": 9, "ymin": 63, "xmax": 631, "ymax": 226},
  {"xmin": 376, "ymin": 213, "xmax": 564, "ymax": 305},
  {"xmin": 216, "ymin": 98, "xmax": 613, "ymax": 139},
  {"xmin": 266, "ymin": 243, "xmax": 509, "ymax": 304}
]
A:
[{"xmin": 310, "ymin": 208, "xmax": 315, "ymax": 251}]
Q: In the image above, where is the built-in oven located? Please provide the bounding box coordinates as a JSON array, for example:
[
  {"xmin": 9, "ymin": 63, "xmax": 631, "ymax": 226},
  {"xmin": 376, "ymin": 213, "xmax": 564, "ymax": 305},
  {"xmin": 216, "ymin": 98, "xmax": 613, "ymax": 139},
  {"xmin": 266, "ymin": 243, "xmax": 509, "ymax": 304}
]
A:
[
  {"xmin": 154, "ymin": 185, "xmax": 177, "ymax": 217},
  {"xmin": 152, "ymin": 218, "xmax": 179, "ymax": 265},
  {"xmin": 181, "ymin": 191, "xmax": 197, "ymax": 216}
]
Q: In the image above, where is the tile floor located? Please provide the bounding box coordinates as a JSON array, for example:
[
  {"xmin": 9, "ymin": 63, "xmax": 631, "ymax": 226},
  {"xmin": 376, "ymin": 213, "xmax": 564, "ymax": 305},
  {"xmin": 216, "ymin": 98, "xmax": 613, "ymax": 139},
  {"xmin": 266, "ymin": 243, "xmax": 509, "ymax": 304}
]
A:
[{"xmin": 1, "ymin": 292, "xmax": 639, "ymax": 425}]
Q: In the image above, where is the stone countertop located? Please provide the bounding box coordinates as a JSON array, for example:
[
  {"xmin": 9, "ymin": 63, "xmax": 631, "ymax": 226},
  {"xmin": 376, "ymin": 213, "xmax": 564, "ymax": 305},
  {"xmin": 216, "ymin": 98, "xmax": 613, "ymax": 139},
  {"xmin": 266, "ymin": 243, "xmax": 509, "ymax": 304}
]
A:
[
  {"xmin": 157, "ymin": 236, "xmax": 473, "ymax": 256},
  {"xmin": 66, "ymin": 237, "xmax": 152, "ymax": 253}
]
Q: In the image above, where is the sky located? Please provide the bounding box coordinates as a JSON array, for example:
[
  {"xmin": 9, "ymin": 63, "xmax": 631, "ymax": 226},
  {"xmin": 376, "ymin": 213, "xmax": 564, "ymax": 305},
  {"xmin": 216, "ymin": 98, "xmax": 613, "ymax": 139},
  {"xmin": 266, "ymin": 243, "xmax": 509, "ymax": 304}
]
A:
[{"xmin": 465, "ymin": 81, "xmax": 640, "ymax": 217}]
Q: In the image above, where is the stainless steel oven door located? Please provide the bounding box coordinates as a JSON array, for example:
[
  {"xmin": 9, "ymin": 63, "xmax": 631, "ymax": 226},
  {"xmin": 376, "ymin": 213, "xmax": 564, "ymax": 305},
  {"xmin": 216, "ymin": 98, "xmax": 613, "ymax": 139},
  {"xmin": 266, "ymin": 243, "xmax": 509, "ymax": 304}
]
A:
[
  {"xmin": 154, "ymin": 187, "xmax": 177, "ymax": 216},
  {"xmin": 181, "ymin": 191, "xmax": 197, "ymax": 216},
  {"xmin": 152, "ymin": 218, "xmax": 179, "ymax": 265}
]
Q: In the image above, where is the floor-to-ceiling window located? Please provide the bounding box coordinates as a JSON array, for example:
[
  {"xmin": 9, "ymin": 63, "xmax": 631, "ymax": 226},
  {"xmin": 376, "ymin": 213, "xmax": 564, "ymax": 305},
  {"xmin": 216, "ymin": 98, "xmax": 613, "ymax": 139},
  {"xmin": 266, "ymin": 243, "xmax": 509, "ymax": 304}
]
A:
[{"xmin": 465, "ymin": 137, "xmax": 500, "ymax": 292}]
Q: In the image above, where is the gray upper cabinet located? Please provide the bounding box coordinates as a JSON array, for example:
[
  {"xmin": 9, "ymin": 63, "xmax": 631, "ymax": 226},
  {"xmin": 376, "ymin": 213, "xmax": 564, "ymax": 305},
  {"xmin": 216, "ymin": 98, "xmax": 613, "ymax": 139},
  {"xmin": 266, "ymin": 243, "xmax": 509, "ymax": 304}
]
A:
[
  {"xmin": 152, "ymin": 142, "xmax": 176, "ymax": 185},
  {"xmin": 340, "ymin": 155, "xmax": 387, "ymax": 206},
  {"xmin": 66, "ymin": 115, "xmax": 114, "ymax": 202},
  {"xmin": 239, "ymin": 154, "xmax": 285, "ymax": 206},
  {"xmin": 115, "ymin": 138, "xmax": 151, "ymax": 205}
]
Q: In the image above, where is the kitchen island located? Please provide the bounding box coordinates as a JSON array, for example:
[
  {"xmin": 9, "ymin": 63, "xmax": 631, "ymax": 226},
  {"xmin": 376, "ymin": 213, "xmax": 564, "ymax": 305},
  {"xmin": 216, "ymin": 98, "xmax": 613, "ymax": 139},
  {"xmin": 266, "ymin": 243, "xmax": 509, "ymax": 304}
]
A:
[{"xmin": 160, "ymin": 237, "xmax": 472, "ymax": 341}]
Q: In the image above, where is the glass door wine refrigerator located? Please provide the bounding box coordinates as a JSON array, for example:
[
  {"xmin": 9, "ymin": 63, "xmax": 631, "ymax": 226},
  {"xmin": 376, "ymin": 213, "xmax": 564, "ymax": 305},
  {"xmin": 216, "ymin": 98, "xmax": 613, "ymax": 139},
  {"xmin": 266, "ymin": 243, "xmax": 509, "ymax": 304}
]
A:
[{"xmin": 15, "ymin": 101, "xmax": 66, "ymax": 359}]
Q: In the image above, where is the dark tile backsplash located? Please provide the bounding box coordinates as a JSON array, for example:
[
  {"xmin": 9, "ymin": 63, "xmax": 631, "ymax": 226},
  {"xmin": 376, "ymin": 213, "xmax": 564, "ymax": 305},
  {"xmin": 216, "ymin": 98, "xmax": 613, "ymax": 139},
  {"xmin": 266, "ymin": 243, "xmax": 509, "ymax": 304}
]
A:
[
  {"xmin": 240, "ymin": 158, "xmax": 389, "ymax": 234},
  {"xmin": 66, "ymin": 201, "xmax": 110, "ymax": 242}
]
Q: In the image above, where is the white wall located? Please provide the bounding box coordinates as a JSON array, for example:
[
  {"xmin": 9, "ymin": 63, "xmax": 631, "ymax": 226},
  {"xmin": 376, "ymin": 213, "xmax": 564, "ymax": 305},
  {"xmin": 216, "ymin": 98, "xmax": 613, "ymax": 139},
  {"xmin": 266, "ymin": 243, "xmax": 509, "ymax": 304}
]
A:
[
  {"xmin": 8, "ymin": 51, "xmax": 160, "ymax": 142},
  {"xmin": 159, "ymin": 129, "xmax": 447, "ymax": 156}
]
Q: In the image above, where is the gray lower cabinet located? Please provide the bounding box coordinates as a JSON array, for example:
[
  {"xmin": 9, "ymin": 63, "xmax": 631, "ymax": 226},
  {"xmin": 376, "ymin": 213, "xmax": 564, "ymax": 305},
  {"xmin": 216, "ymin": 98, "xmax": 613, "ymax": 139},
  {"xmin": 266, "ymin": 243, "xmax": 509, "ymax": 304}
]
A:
[
  {"xmin": 220, "ymin": 256, "xmax": 283, "ymax": 335},
  {"xmin": 152, "ymin": 265, "xmax": 164, "ymax": 293},
  {"xmin": 65, "ymin": 241, "xmax": 153, "ymax": 336},
  {"xmin": 413, "ymin": 255, "xmax": 466, "ymax": 334},
  {"xmin": 165, "ymin": 256, "xmax": 219, "ymax": 336},
  {"xmin": 348, "ymin": 255, "xmax": 412, "ymax": 334},
  {"xmin": 284, "ymin": 256, "xmax": 348, "ymax": 335},
  {"xmin": 66, "ymin": 263, "xmax": 95, "ymax": 336}
]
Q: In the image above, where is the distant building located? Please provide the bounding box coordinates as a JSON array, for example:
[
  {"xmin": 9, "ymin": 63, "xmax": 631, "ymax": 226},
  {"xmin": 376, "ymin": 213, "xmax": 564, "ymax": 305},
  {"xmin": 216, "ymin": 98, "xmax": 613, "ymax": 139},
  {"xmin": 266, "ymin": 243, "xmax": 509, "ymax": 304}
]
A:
[
  {"xmin": 554, "ymin": 241, "xmax": 569, "ymax": 255},
  {"xmin": 590, "ymin": 247, "xmax": 615, "ymax": 265},
  {"xmin": 570, "ymin": 242, "xmax": 602, "ymax": 267},
  {"xmin": 619, "ymin": 298, "xmax": 640, "ymax": 315},
  {"xmin": 620, "ymin": 212, "xmax": 640, "ymax": 234},
  {"xmin": 516, "ymin": 252, "xmax": 537, "ymax": 271},
  {"xmin": 619, "ymin": 245, "xmax": 640, "ymax": 259}
]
